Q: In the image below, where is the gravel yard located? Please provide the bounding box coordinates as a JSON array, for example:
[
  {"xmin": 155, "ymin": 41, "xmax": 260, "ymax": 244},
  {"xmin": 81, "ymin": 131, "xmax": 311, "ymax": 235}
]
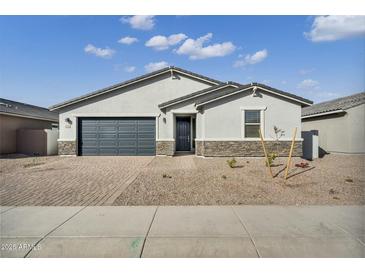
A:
[
  {"xmin": 113, "ymin": 154, "xmax": 365, "ymax": 206},
  {"xmin": 0, "ymin": 154, "xmax": 363, "ymax": 206}
]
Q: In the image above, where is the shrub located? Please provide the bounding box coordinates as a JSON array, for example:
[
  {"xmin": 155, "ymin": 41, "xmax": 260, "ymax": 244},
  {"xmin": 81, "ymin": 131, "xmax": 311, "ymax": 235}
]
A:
[
  {"xmin": 227, "ymin": 158, "xmax": 237, "ymax": 168},
  {"xmin": 266, "ymin": 153, "xmax": 278, "ymax": 167}
]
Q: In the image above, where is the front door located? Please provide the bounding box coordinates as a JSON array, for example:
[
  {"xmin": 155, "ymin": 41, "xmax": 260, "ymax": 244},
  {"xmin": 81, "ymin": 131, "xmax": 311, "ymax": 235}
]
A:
[{"xmin": 176, "ymin": 117, "xmax": 191, "ymax": 151}]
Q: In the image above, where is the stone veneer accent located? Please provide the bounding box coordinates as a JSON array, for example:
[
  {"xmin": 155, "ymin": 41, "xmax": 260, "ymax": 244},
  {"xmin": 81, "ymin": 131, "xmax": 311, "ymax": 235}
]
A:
[
  {"xmin": 196, "ymin": 140, "xmax": 302, "ymax": 157},
  {"xmin": 58, "ymin": 141, "xmax": 77, "ymax": 156},
  {"xmin": 195, "ymin": 140, "xmax": 204, "ymax": 156},
  {"xmin": 156, "ymin": 141, "xmax": 175, "ymax": 156}
]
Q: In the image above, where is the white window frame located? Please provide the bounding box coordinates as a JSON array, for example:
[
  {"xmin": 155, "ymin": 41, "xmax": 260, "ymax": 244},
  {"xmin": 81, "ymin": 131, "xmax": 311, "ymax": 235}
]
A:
[{"xmin": 241, "ymin": 106, "xmax": 266, "ymax": 140}]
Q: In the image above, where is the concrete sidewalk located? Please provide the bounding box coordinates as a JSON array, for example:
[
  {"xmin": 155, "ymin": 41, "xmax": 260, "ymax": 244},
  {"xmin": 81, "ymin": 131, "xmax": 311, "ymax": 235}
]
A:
[{"xmin": 0, "ymin": 206, "xmax": 364, "ymax": 258}]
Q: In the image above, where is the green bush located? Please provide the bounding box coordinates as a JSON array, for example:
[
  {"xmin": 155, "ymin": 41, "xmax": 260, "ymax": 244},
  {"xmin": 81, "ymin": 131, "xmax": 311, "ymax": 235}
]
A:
[
  {"xmin": 227, "ymin": 158, "xmax": 237, "ymax": 168},
  {"xmin": 266, "ymin": 153, "xmax": 278, "ymax": 167}
]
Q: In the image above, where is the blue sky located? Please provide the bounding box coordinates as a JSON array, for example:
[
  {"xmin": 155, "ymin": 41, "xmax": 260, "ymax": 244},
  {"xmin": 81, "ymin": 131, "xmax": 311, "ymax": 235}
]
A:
[{"xmin": 0, "ymin": 15, "xmax": 364, "ymax": 107}]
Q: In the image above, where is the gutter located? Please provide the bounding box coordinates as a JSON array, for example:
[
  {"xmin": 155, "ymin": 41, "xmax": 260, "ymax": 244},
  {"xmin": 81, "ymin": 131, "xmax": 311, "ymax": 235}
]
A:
[
  {"xmin": 0, "ymin": 111, "xmax": 58, "ymax": 123},
  {"xmin": 159, "ymin": 83, "xmax": 238, "ymax": 109},
  {"xmin": 301, "ymin": 109, "xmax": 346, "ymax": 119}
]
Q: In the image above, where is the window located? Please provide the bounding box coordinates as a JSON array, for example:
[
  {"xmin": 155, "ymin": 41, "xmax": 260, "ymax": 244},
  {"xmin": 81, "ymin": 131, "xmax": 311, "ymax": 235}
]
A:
[{"xmin": 244, "ymin": 110, "xmax": 261, "ymax": 138}]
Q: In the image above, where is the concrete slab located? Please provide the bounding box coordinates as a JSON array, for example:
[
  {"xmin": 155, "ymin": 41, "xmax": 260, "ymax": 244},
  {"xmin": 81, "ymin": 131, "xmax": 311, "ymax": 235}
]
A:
[
  {"xmin": 233, "ymin": 206, "xmax": 346, "ymax": 238},
  {"xmin": 254, "ymin": 236, "xmax": 365, "ymax": 258},
  {"xmin": 49, "ymin": 207, "xmax": 156, "ymax": 237},
  {"xmin": 0, "ymin": 207, "xmax": 83, "ymax": 237},
  {"xmin": 0, "ymin": 237, "xmax": 41, "ymax": 258},
  {"xmin": 291, "ymin": 206, "xmax": 365, "ymax": 237},
  {"xmin": 142, "ymin": 237, "xmax": 258, "ymax": 258},
  {"xmin": 149, "ymin": 206, "xmax": 247, "ymax": 237},
  {"xmin": 0, "ymin": 207, "xmax": 14, "ymax": 214},
  {"xmin": 27, "ymin": 237, "xmax": 144, "ymax": 258}
]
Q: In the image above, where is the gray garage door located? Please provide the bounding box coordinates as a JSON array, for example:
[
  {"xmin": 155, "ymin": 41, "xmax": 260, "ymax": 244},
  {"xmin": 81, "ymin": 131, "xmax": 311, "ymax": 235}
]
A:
[{"xmin": 78, "ymin": 117, "xmax": 156, "ymax": 156}]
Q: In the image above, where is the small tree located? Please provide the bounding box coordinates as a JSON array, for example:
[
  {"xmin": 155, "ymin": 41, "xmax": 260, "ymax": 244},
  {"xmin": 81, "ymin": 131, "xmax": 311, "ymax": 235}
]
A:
[
  {"xmin": 270, "ymin": 126, "xmax": 285, "ymax": 165},
  {"xmin": 273, "ymin": 126, "xmax": 285, "ymax": 141}
]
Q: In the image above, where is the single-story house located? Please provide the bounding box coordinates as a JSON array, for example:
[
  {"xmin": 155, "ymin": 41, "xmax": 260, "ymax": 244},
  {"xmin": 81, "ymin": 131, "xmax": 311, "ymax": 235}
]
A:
[
  {"xmin": 49, "ymin": 66, "xmax": 312, "ymax": 157},
  {"xmin": 0, "ymin": 98, "xmax": 59, "ymax": 155},
  {"xmin": 302, "ymin": 92, "xmax": 365, "ymax": 155}
]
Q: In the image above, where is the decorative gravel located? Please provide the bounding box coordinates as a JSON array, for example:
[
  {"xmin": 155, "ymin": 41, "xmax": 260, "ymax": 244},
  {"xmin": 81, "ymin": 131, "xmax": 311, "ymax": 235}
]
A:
[{"xmin": 113, "ymin": 154, "xmax": 365, "ymax": 206}]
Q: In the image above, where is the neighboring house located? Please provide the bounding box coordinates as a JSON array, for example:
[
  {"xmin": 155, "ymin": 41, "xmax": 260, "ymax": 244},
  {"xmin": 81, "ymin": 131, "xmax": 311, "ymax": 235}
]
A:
[
  {"xmin": 0, "ymin": 98, "xmax": 59, "ymax": 155},
  {"xmin": 49, "ymin": 66, "xmax": 312, "ymax": 157},
  {"xmin": 302, "ymin": 92, "xmax": 365, "ymax": 155}
]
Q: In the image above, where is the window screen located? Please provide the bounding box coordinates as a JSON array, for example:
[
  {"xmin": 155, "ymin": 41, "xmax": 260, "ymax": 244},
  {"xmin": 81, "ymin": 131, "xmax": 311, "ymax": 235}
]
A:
[{"xmin": 244, "ymin": 110, "xmax": 261, "ymax": 138}]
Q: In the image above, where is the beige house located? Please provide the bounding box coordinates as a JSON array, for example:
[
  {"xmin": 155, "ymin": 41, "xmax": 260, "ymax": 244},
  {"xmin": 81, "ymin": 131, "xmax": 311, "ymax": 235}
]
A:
[
  {"xmin": 49, "ymin": 66, "xmax": 312, "ymax": 157},
  {"xmin": 0, "ymin": 98, "xmax": 58, "ymax": 155},
  {"xmin": 302, "ymin": 92, "xmax": 365, "ymax": 155}
]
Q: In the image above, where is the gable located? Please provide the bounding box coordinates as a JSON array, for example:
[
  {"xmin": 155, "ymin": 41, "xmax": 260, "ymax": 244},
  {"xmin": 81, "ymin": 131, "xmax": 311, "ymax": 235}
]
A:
[
  {"xmin": 49, "ymin": 66, "xmax": 221, "ymax": 111},
  {"xmin": 195, "ymin": 84, "xmax": 312, "ymax": 108},
  {"xmin": 56, "ymin": 72, "xmax": 214, "ymax": 115}
]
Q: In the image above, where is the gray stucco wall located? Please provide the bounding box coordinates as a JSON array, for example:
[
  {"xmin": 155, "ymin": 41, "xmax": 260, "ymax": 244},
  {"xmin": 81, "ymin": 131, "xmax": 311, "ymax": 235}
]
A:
[
  {"xmin": 58, "ymin": 73, "xmax": 212, "ymax": 142},
  {"xmin": 302, "ymin": 104, "xmax": 365, "ymax": 154},
  {"xmin": 200, "ymin": 90, "xmax": 302, "ymax": 140},
  {"xmin": 57, "ymin": 73, "xmax": 304, "ymax": 156}
]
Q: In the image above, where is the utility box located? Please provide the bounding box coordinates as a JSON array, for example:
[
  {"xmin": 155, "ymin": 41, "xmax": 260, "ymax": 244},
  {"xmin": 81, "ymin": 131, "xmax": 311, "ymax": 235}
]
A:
[{"xmin": 302, "ymin": 130, "xmax": 319, "ymax": 160}]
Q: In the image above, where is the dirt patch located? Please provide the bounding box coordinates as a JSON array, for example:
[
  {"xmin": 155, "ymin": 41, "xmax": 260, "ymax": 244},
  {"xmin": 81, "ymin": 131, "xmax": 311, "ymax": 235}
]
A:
[{"xmin": 113, "ymin": 154, "xmax": 365, "ymax": 206}]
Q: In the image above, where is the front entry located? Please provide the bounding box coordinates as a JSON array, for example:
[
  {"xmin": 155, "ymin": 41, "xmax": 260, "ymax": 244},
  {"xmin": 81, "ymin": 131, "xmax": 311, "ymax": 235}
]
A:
[{"xmin": 176, "ymin": 117, "xmax": 191, "ymax": 151}]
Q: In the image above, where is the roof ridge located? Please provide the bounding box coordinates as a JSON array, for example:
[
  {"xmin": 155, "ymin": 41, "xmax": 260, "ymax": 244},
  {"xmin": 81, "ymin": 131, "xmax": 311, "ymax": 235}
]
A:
[
  {"xmin": 49, "ymin": 66, "xmax": 223, "ymax": 110},
  {"xmin": 158, "ymin": 82, "xmax": 231, "ymax": 109},
  {"xmin": 0, "ymin": 97, "xmax": 50, "ymax": 111},
  {"xmin": 306, "ymin": 91, "xmax": 365, "ymax": 107}
]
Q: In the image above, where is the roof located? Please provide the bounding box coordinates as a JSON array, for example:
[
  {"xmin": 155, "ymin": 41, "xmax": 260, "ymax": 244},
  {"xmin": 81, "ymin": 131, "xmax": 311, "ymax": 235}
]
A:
[
  {"xmin": 49, "ymin": 66, "xmax": 223, "ymax": 111},
  {"xmin": 194, "ymin": 83, "xmax": 313, "ymax": 108},
  {"xmin": 159, "ymin": 81, "xmax": 312, "ymax": 109},
  {"xmin": 158, "ymin": 83, "xmax": 239, "ymax": 109},
  {"xmin": 302, "ymin": 92, "xmax": 365, "ymax": 118},
  {"xmin": 0, "ymin": 98, "xmax": 58, "ymax": 122}
]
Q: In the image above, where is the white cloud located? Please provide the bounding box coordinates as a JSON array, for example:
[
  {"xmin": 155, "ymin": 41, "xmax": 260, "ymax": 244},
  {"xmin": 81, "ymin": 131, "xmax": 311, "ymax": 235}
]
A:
[
  {"xmin": 144, "ymin": 61, "xmax": 169, "ymax": 73},
  {"xmin": 305, "ymin": 15, "xmax": 365, "ymax": 42},
  {"xmin": 124, "ymin": 66, "xmax": 136, "ymax": 73},
  {"xmin": 297, "ymin": 79, "xmax": 319, "ymax": 89},
  {"xmin": 145, "ymin": 33, "xmax": 187, "ymax": 51},
  {"xmin": 299, "ymin": 68, "xmax": 315, "ymax": 75},
  {"xmin": 175, "ymin": 33, "xmax": 235, "ymax": 60},
  {"xmin": 120, "ymin": 15, "xmax": 155, "ymax": 30},
  {"xmin": 84, "ymin": 44, "xmax": 115, "ymax": 58},
  {"xmin": 233, "ymin": 49, "xmax": 268, "ymax": 67},
  {"xmin": 118, "ymin": 36, "xmax": 138, "ymax": 45}
]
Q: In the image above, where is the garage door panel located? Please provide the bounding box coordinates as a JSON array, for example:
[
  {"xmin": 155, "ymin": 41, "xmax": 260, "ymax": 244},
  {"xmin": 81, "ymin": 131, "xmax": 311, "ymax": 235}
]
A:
[
  {"xmin": 82, "ymin": 126, "xmax": 98, "ymax": 132},
  {"xmin": 118, "ymin": 148, "xmax": 137, "ymax": 155},
  {"xmin": 98, "ymin": 126, "xmax": 118, "ymax": 131},
  {"xmin": 118, "ymin": 125, "xmax": 137, "ymax": 130},
  {"xmin": 81, "ymin": 133, "xmax": 98, "ymax": 139},
  {"xmin": 80, "ymin": 148, "xmax": 98, "ymax": 155},
  {"xmin": 138, "ymin": 133, "xmax": 155, "ymax": 139},
  {"xmin": 98, "ymin": 133, "xmax": 118, "ymax": 139},
  {"xmin": 78, "ymin": 117, "xmax": 155, "ymax": 156},
  {"xmin": 137, "ymin": 148, "xmax": 155, "ymax": 155},
  {"xmin": 118, "ymin": 133, "xmax": 137, "ymax": 139},
  {"xmin": 82, "ymin": 140, "xmax": 99, "ymax": 146},
  {"xmin": 99, "ymin": 140, "xmax": 119, "ymax": 146},
  {"xmin": 138, "ymin": 140, "xmax": 155, "ymax": 146},
  {"xmin": 98, "ymin": 148, "xmax": 119, "ymax": 155}
]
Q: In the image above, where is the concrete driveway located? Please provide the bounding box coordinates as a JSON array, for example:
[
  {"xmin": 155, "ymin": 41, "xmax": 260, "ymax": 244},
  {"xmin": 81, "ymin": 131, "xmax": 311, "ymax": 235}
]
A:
[
  {"xmin": 0, "ymin": 156, "xmax": 154, "ymax": 206},
  {"xmin": 1, "ymin": 206, "xmax": 364, "ymax": 258}
]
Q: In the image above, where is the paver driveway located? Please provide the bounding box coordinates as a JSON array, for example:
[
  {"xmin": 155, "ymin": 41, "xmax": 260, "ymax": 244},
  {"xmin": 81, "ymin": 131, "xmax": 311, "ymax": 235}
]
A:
[{"xmin": 0, "ymin": 156, "xmax": 154, "ymax": 206}]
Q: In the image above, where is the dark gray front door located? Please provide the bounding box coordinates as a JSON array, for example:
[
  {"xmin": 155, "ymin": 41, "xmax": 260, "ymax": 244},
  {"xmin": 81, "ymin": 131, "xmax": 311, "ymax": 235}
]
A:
[
  {"xmin": 176, "ymin": 117, "xmax": 191, "ymax": 151},
  {"xmin": 78, "ymin": 117, "xmax": 155, "ymax": 156}
]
